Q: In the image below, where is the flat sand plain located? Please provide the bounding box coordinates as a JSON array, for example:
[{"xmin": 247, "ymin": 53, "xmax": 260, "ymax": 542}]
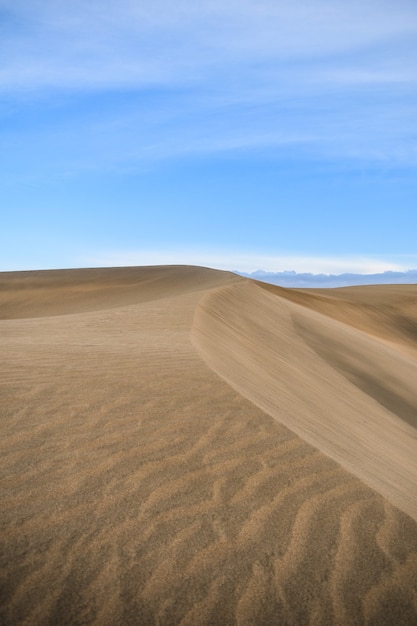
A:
[{"xmin": 1, "ymin": 265, "xmax": 417, "ymax": 625}]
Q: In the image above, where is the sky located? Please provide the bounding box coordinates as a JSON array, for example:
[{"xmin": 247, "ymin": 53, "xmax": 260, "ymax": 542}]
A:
[{"xmin": 1, "ymin": 0, "xmax": 417, "ymax": 275}]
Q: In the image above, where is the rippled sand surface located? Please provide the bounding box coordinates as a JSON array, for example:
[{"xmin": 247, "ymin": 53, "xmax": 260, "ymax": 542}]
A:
[{"xmin": 1, "ymin": 266, "xmax": 417, "ymax": 625}]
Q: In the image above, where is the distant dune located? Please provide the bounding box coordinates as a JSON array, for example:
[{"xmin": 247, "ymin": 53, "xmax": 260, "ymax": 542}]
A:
[{"xmin": 1, "ymin": 266, "xmax": 417, "ymax": 625}]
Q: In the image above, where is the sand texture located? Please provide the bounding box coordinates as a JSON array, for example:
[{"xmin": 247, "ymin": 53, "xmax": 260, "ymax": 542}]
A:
[{"xmin": 1, "ymin": 266, "xmax": 417, "ymax": 625}]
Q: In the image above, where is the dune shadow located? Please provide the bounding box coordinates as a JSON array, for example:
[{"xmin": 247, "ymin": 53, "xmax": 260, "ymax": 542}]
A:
[{"xmin": 292, "ymin": 313, "xmax": 417, "ymax": 430}]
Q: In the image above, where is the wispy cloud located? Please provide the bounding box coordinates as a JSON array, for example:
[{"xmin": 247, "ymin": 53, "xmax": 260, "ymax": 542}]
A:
[
  {"xmin": 1, "ymin": 1, "xmax": 417, "ymax": 168},
  {"xmin": 2, "ymin": 1, "xmax": 417, "ymax": 91},
  {"xmin": 3, "ymin": 248, "xmax": 416, "ymax": 277}
]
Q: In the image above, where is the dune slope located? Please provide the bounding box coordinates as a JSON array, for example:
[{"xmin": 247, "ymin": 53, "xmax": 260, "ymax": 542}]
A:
[
  {"xmin": 0, "ymin": 265, "xmax": 239, "ymax": 319},
  {"xmin": 1, "ymin": 266, "xmax": 417, "ymax": 625},
  {"xmin": 258, "ymin": 281, "xmax": 417, "ymax": 359},
  {"xmin": 193, "ymin": 279, "xmax": 417, "ymax": 520}
]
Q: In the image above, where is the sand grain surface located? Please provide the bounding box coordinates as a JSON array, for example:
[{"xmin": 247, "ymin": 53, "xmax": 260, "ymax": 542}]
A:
[{"xmin": 1, "ymin": 266, "xmax": 417, "ymax": 625}]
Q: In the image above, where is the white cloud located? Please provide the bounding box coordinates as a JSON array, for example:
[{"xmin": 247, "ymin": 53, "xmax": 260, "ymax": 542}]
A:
[{"xmin": 4, "ymin": 249, "xmax": 416, "ymax": 276}]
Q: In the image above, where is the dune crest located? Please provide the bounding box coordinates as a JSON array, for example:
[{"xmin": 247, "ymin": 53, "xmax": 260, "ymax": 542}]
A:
[{"xmin": 192, "ymin": 279, "xmax": 417, "ymax": 521}]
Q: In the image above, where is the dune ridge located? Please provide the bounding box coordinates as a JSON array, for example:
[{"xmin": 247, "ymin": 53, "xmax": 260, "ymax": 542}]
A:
[
  {"xmin": 2, "ymin": 266, "xmax": 417, "ymax": 625},
  {"xmin": 192, "ymin": 279, "xmax": 417, "ymax": 521}
]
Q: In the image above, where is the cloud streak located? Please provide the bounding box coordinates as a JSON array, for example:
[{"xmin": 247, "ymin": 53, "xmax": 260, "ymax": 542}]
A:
[
  {"xmin": 3, "ymin": 1, "xmax": 417, "ymax": 92},
  {"xmin": 1, "ymin": 0, "xmax": 417, "ymax": 169}
]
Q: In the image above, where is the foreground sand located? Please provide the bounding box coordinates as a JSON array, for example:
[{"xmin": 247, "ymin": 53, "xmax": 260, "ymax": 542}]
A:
[{"xmin": 1, "ymin": 266, "xmax": 417, "ymax": 625}]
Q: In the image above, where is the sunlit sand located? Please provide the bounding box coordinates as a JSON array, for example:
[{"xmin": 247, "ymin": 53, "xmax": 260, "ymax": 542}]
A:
[{"xmin": 1, "ymin": 266, "xmax": 417, "ymax": 625}]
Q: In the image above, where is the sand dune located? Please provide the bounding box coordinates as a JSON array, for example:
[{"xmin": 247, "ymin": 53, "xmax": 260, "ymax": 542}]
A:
[
  {"xmin": 0, "ymin": 266, "xmax": 238, "ymax": 319},
  {"xmin": 1, "ymin": 266, "xmax": 417, "ymax": 625},
  {"xmin": 193, "ymin": 279, "xmax": 417, "ymax": 518}
]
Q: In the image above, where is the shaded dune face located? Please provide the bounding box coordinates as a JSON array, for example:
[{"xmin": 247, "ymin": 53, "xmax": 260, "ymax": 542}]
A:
[
  {"xmin": 1, "ymin": 267, "xmax": 417, "ymax": 625},
  {"xmin": 258, "ymin": 281, "xmax": 417, "ymax": 358}
]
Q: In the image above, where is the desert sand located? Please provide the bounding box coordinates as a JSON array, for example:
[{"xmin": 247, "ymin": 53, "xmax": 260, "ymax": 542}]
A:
[{"xmin": 1, "ymin": 265, "xmax": 417, "ymax": 625}]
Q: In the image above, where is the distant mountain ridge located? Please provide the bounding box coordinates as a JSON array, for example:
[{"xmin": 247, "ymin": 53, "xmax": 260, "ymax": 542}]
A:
[{"xmin": 237, "ymin": 269, "xmax": 417, "ymax": 288}]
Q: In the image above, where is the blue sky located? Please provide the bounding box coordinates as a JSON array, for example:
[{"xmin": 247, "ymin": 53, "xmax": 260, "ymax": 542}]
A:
[{"xmin": 1, "ymin": 0, "xmax": 417, "ymax": 274}]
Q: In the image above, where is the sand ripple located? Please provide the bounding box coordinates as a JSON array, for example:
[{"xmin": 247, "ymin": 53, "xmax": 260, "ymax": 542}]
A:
[{"xmin": 1, "ymin": 267, "xmax": 417, "ymax": 624}]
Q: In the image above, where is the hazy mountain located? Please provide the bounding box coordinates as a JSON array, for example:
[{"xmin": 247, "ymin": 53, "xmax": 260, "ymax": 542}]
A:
[{"xmin": 237, "ymin": 269, "xmax": 417, "ymax": 288}]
